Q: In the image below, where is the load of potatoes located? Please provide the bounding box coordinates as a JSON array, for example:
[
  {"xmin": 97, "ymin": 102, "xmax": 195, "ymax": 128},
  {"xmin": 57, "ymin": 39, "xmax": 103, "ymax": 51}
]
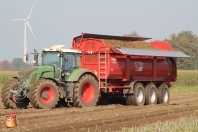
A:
[
  {"xmin": 84, "ymin": 39, "xmax": 157, "ymax": 62},
  {"xmin": 102, "ymin": 39, "xmax": 156, "ymax": 50}
]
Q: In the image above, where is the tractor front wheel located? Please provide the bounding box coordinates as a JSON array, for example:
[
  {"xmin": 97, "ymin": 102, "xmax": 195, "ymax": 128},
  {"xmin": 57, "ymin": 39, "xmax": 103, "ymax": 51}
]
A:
[
  {"xmin": 29, "ymin": 79, "xmax": 60, "ymax": 109},
  {"xmin": 1, "ymin": 79, "xmax": 29, "ymax": 109},
  {"xmin": 73, "ymin": 74, "xmax": 98, "ymax": 108}
]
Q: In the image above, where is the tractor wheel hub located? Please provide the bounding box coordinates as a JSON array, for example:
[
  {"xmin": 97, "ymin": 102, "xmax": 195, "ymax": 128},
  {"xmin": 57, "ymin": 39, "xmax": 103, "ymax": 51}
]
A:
[{"xmin": 42, "ymin": 91, "xmax": 49, "ymax": 99}]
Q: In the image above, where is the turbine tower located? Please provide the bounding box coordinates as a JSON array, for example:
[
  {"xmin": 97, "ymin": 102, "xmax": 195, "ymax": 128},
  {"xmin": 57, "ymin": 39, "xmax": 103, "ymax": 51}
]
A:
[{"xmin": 12, "ymin": 2, "xmax": 36, "ymax": 62}]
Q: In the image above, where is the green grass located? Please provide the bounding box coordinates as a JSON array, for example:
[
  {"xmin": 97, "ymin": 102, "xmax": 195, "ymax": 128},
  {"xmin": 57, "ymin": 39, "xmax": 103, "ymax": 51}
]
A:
[
  {"xmin": 0, "ymin": 74, "xmax": 17, "ymax": 92},
  {"xmin": 171, "ymin": 70, "xmax": 198, "ymax": 87},
  {"xmin": 170, "ymin": 86, "xmax": 198, "ymax": 93}
]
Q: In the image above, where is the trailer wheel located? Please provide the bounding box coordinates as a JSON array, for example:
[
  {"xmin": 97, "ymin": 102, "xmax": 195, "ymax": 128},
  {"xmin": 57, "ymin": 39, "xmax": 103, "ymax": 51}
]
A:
[
  {"xmin": 29, "ymin": 79, "xmax": 60, "ymax": 109},
  {"xmin": 73, "ymin": 74, "xmax": 98, "ymax": 108},
  {"xmin": 1, "ymin": 79, "xmax": 29, "ymax": 109},
  {"xmin": 157, "ymin": 83, "xmax": 170, "ymax": 104},
  {"xmin": 132, "ymin": 83, "xmax": 145, "ymax": 106},
  {"xmin": 125, "ymin": 95, "xmax": 133, "ymax": 106},
  {"xmin": 145, "ymin": 83, "xmax": 157, "ymax": 105}
]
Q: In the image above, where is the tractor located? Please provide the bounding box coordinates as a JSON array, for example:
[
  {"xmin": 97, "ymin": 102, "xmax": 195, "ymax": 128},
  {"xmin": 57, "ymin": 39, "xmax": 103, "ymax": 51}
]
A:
[{"xmin": 1, "ymin": 45, "xmax": 98, "ymax": 109}]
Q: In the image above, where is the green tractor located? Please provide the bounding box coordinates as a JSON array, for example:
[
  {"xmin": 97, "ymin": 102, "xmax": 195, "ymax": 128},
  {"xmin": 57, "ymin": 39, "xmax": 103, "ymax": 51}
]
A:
[{"xmin": 1, "ymin": 45, "xmax": 99, "ymax": 109}]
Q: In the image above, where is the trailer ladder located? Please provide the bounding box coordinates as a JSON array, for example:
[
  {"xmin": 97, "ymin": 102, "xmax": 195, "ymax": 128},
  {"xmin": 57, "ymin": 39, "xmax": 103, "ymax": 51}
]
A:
[{"xmin": 99, "ymin": 50, "xmax": 107, "ymax": 88}]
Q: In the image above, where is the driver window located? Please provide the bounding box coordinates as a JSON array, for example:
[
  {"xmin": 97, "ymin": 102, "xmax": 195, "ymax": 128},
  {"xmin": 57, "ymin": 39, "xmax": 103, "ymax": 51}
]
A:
[{"xmin": 64, "ymin": 53, "xmax": 75, "ymax": 72}]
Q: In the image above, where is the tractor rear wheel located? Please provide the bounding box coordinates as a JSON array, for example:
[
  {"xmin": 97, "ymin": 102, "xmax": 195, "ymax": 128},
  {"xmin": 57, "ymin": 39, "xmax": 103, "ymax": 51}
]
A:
[
  {"xmin": 29, "ymin": 79, "xmax": 60, "ymax": 109},
  {"xmin": 157, "ymin": 83, "xmax": 170, "ymax": 104},
  {"xmin": 1, "ymin": 79, "xmax": 29, "ymax": 109},
  {"xmin": 132, "ymin": 83, "xmax": 145, "ymax": 106},
  {"xmin": 145, "ymin": 83, "xmax": 157, "ymax": 105},
  {"xmin": 73, "ymin": 74, "xmax": 98, "ymax": 108}
]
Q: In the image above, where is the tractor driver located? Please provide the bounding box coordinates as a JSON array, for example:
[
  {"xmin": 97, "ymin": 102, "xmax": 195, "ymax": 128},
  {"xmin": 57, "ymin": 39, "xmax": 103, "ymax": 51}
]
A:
[{"xmin": 64, "ymin": 53, "xmax": 74, "ymax": 73}]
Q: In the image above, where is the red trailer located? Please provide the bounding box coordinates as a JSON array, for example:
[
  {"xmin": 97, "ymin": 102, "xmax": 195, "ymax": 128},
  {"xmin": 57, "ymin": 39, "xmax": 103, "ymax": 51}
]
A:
[{"xmin": 71, "ymin": 33, "xmax": 189, "ymax": 106}]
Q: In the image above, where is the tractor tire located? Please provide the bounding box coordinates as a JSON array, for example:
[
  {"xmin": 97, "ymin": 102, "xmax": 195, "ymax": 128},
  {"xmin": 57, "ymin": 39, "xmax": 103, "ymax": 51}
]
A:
[
  {"xmin": 132, "ymin": 83, "xmax": 145, "ymax": 106},
  {"xmin": 1, "ymin": 79, "xmax": 29, "ymax": 109},
  {"xmin": 125, "ymin": 95, "xmax": 133, "ymax": 106},
  {"xmin": 157, "ymin": 83, "xmax": 170, "ymax": 104},
  {"xmin": 29, "ymin": 79, "xmax": 60, "ymax": 109},
  {"xmin": 73, "ymin": 74, "xmax": 98, "ymax": 108},
  {"xmin": 145, "ymin": 83, "xmax": 157, "ymax": 105}
]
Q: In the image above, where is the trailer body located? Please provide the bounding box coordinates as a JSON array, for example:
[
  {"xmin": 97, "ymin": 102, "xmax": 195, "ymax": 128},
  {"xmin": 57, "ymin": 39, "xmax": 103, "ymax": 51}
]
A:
[{"xmin": 71, "ymin": 33, "xmax": 188, "ymax": 93}]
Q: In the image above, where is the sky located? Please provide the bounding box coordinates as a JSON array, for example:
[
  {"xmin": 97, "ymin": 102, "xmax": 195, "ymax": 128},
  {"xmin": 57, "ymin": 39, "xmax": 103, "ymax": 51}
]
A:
[{"xmin": 0, "ymin": 0, "xmax": 198, "ymax": 62}]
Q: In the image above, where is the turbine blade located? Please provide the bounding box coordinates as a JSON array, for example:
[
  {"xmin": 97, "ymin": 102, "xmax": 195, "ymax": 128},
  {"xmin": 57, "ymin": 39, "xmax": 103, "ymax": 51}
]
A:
[
  {"xmin": 27, "ymin": 21, "xmax": 36, "ymax": 39},
  {"xmin": 27, "ymin": 2, "xmax": 35, "ymax": 19},
  {"xmin": 12, "ymin": 19, "xmax": 26, "ymax": 21}
]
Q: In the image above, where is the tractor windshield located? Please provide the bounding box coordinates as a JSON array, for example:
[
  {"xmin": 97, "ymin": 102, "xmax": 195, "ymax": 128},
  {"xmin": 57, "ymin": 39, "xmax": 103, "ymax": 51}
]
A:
[{"xmin": 42, "ymin": 52, "xmax": 60, "ymax": 66}]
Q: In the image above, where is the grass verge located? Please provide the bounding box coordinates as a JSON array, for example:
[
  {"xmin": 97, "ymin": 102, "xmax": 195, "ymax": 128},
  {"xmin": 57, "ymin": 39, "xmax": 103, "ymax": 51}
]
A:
[
  {"xmin": 170, "ymin": 86, "xmax": 198, "ymax": 93},
  {"xmin": 119, "ymin": 115, "xmax": 198, "ymax": 132}
]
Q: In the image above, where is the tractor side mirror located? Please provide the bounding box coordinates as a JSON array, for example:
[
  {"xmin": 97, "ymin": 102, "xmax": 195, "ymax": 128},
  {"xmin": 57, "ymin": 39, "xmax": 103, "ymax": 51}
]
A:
[
  {"xmin": 26, "ymin": 54, "xmax": 29, "ymax": 61},
  {"xmin": 34, "ymin": 49, "xmax": 38, "ymax": 66}
]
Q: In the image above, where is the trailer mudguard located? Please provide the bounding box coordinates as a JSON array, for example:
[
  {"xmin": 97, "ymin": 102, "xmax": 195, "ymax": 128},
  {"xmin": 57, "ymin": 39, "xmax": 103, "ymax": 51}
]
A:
[{"xmin": 67, "ymin": 68, "xmax": 98, "ymax": 82}]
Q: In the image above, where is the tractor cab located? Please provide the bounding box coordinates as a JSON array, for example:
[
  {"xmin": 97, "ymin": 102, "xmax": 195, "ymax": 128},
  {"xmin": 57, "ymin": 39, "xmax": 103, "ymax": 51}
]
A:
[{"xmin": 41, "ymin": 45, "xmax": 81, "ymax": 79}]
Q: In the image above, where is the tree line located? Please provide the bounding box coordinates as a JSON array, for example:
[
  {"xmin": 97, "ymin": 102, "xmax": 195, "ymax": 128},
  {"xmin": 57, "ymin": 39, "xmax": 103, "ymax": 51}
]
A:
[
  {"xmin": 0, "ymin": 58, "xmax": 32, "ymax": 71},
  {"xmin": 1, "ymin": 30, "xmax": 197, "ymax": 70}
]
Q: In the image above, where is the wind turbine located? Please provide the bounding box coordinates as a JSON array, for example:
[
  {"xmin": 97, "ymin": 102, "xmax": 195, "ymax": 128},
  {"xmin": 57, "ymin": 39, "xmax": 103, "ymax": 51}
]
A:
[{"xmin": 12, "ymin": 2, "xmax": 36, "ymax": 62}]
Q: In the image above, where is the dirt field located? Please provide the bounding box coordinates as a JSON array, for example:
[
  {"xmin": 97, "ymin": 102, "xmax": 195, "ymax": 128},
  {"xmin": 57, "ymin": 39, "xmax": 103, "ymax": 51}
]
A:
[{"xmin": 0, "ymin": 93, "xmax": 198, "ymax": 132}]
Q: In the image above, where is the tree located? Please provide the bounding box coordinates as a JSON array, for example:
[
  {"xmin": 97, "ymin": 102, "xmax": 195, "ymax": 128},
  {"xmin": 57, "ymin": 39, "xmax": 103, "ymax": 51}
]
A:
[
  {"xmin": 0, "ymin": 60, "xmax": 12, "ymax": 70},
  {"xmin": 124, "ymin": 31, "xmax": 141, "ymax": 37},
  {"xmin": 164, "ymin": 31, "xmax": 198, "ymax": 70},
  {"xmin": 12, "ymin": 58, "xmax": 24, "ymax": 71},
  {"xmin": 23, "ymin": 62, "xmax": 33, "ymax": 69}
]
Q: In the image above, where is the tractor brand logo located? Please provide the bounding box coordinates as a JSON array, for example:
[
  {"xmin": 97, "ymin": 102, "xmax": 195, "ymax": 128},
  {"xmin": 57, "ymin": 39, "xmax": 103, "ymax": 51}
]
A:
[
  {"xmin": 134, "ymin": 61, "xmax": 143, "ymax": 72},
  {"xmin": 1, "ymin": 114, "xmax": 19, "ymax": 131}
]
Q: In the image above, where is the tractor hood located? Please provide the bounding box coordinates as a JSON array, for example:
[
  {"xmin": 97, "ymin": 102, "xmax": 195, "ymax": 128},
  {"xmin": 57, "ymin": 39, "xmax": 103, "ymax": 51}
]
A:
[
  {"xmin": 17, "ymin": 67, "xmax": 38, "ymax": 83},
  {"xmin": 17, "ymin": 65, "xmax": 54, "ymax": 83}
]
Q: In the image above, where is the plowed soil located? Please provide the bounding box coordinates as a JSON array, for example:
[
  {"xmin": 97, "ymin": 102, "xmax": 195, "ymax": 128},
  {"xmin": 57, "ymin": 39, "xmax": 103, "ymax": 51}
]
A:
[{"xmin": 0, "ymin": 93, "xmax": 198, "ymax": 132}]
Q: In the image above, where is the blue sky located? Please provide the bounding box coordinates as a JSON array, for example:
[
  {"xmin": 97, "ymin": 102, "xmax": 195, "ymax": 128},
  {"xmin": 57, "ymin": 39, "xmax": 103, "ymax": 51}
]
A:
[{"xmin": 0, "ymin": 0, "xmax": 198, "ymax": 62}]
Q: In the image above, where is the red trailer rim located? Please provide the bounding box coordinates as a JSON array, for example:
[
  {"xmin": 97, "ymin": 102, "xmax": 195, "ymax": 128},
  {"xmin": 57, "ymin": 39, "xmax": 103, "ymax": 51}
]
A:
[
  {"xmin": 81, "ymin": 83, "xmax": 95, "ymax": 104},
  {"xmin": 40, "ymin": 86, "xmax": 55, "ymax": 104}
]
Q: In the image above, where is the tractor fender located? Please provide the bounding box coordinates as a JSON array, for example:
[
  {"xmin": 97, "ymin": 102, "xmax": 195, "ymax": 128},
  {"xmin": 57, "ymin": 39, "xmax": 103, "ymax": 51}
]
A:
[{"xmin": 67, "ymin": 68, "xmax": 98, "ymax": 82}]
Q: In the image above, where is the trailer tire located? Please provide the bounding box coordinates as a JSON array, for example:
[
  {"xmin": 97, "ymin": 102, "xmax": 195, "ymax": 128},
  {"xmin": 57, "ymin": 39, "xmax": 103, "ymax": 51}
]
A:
[
  {"xmin": 125, "ymin": 95, "xmax": 133, "ymax": 106},
  {"xmin": 157, "ymin": 83, "xmax": 170, "ymax": 104},
  {"xmin": 1, "ymin": 79, "xmax": 29, "ymax": 109},
  {"xmin": 73, "ymin": 74, "xmax": 98, "ymax": 108},
  {"xmin": 132, "ymin": 83, "xmax": 145, "ymax": 106},
  {"xmin": 29, "ymin": 79, "xmax": 60, "ymax": 109},
  {"xmin": 145, "ymin": 83, "xmax": 157, "ymax": 105}
]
